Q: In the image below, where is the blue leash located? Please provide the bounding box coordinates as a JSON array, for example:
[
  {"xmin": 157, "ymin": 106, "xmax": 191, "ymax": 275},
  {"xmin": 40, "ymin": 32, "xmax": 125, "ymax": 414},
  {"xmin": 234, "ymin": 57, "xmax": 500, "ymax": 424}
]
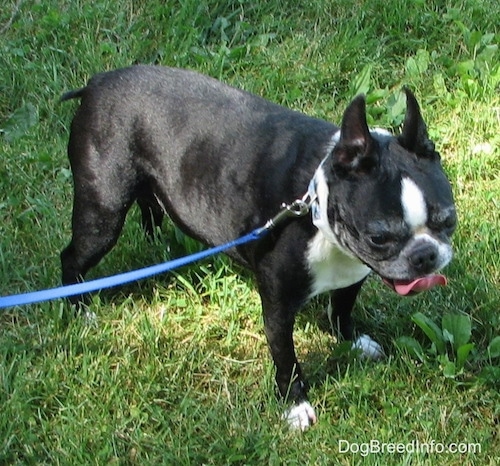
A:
[
  {"xmin": 0, "ymin": 194, "xmax": 314, "ymax": 309},
  {"xmin": 0, "ymin": 228, "xmax": 266, "ymax": 309}
]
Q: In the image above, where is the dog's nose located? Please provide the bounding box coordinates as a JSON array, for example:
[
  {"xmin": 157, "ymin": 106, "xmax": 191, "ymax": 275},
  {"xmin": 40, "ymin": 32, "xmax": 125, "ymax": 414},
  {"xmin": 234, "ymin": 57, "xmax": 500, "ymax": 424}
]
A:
[{"xmin": 408, "ymin": 243, "xmax": 438, "ymax": 274}]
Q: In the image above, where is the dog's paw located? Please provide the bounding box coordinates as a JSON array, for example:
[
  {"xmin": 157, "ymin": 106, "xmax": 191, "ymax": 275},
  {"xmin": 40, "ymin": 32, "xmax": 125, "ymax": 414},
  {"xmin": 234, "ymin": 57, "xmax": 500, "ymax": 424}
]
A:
[
  {"xmin": 352, "ymin": 334, "xmax": 385, "ymax": 360},
  {"xmin": 283, "ymin": 401, "xmax": 317, "ymax": 431},
  {"xmin": 83, "ymin": 310, "xmax": 98, "ymax": 327}
]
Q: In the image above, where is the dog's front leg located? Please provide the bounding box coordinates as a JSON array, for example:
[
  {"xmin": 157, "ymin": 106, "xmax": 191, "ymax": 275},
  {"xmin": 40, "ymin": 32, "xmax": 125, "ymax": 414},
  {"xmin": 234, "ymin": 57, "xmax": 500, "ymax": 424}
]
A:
[
  {"xmin": 261, "ymin": 301, "xmax": 317, "ymax": 430},
  {"xmin": 329, "ymin": 279, "xmax": 365, "ymax": 340},
  {"xmin": 330, "ymin": 280, "xmax": 384, "ymax": 360},
  {"xmin": 263, "ymin": 308, "xmax": 305, "ymax": 400}
]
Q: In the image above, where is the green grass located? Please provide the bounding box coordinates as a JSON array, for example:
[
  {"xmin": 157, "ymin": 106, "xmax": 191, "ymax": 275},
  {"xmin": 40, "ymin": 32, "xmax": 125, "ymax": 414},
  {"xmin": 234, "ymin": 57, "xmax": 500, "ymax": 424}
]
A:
[{"xmin": 1, "ymin": 0, "xmax": 499, "ymax": 464}]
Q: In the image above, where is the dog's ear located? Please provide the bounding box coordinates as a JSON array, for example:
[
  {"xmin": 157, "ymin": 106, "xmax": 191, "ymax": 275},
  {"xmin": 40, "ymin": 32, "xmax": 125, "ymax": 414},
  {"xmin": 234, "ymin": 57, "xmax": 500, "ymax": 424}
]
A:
[
  {"xmin": 331, "ymin": 94, "xmax": 376, "ymax": 175},
  {"xmin": 398, "ymin": 88, "xmax": 438, "ymax": 159}
]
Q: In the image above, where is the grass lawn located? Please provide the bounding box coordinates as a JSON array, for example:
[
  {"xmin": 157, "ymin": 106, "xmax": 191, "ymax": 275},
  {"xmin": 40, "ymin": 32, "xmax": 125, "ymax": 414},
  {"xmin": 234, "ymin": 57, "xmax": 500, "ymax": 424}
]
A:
[{"xmin": 1, "ymin": 0, "xmax": 499, "ymax": 464}]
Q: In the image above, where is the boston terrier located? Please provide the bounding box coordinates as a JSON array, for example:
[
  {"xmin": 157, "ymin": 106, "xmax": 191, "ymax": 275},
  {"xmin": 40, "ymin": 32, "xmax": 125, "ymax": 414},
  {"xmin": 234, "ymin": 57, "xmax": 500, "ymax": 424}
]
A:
[{"xmin": 60, "ymin": 66, "xmax": 456, "ymax": 430}]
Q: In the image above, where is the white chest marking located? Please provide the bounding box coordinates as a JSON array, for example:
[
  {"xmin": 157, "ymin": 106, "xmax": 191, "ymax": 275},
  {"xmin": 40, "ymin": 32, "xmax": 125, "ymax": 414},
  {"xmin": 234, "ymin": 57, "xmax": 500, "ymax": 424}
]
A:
[
  {"xmin": 306, "ymin": 232, "xmax": 371, "ymax": 298},
  {"xmin": 401, "ymin": 177, "xmax": 428, "ymax": 231}
]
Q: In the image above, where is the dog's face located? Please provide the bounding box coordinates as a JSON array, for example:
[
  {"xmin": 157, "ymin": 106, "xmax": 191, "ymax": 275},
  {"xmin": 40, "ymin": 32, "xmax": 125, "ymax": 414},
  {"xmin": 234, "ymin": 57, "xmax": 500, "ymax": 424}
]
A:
[{"xmin": 323, "ymin": 90, "xmax": 456, "ymax": 292}]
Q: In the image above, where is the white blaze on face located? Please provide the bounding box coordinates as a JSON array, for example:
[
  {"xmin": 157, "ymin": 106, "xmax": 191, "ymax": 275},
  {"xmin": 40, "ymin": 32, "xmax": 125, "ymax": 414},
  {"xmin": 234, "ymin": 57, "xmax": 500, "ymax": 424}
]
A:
[
  {"xmin": 401, "ymin": 177, "xmax": 428, "ymax": 231},
  {"xmin": 400, "ymin": 177, "xmax": 453, "ymax": 272}
]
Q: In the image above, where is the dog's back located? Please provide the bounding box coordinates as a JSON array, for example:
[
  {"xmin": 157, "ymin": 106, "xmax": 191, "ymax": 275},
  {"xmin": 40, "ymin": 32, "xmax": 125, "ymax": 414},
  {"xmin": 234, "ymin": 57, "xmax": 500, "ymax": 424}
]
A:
[
  {"xmin": 63, "ymin": 66, "xmax": 335, "ymax": 249},
  {"xmin": 61, "ymin": 66, "xmax": 335, "ymax": 286}
]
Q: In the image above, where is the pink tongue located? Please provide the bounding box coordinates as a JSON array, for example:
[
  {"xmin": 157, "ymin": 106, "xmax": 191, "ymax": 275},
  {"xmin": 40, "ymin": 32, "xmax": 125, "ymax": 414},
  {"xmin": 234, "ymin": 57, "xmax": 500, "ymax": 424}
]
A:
[{"xmin": 391, "ymin": 275, "xmax": 448, "ymax": 296}]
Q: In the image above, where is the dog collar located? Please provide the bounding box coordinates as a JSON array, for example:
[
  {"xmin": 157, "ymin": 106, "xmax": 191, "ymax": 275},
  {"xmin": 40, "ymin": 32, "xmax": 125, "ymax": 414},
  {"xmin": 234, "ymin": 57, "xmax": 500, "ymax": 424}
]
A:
[
  {"xmin": 263, "ymin": 146, "xmax": 339, "ymax": 238},
  {"xmin": 308, "ymin": 156, "xmax": 338, "ymax": 243}
]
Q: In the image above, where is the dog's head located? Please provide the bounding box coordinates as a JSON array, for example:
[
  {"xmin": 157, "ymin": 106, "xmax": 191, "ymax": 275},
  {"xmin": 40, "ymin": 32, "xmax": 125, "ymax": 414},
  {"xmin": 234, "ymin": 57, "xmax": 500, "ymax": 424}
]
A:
[{"xmin": 317, "ymin": 89, "xmax": 457, "ymax": 295}]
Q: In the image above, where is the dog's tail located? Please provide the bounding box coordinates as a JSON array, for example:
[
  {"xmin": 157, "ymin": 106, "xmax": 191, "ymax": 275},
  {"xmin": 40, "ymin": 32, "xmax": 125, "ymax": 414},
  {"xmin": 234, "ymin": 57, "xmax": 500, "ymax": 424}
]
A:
[{"xmin": 60, "ymin": 88, "xmax": 85, "ymax": 102}]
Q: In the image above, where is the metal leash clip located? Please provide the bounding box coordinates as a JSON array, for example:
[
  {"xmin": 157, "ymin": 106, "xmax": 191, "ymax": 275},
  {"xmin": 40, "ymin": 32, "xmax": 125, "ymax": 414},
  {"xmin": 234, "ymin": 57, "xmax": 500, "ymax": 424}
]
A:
[{"xmin": 263, "ymin": 191, "xmax": 316, "ymax": 231}]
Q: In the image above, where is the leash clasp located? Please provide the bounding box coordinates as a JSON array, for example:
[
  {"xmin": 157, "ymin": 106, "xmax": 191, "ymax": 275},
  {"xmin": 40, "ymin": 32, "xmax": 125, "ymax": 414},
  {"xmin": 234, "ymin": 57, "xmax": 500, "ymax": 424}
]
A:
[{"xmin": 263, "ymin": 191, "xmax": 316, "ymax": 231}]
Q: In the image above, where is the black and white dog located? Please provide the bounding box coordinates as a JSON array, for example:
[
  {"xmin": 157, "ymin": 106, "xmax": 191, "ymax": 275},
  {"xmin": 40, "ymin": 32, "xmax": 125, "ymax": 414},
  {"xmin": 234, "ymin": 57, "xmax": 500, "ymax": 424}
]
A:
[{"xmin": 61, "ymin": 66, "xmax": 456, "ymax": 429}]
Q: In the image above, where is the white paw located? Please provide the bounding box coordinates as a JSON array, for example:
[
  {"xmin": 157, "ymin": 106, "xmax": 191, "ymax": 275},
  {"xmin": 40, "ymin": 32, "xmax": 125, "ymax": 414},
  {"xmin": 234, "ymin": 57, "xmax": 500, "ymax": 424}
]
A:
[
  {"xmin": 283, "ymin": 401, "xmax": 317, "ymax": 431},
  {"xmin": 352, "ymin": 334, "xmax": 385, "ymax": 360},
  {"xmin": 83, "ymin": 310, "xmax": 98, "ymax": 327}
]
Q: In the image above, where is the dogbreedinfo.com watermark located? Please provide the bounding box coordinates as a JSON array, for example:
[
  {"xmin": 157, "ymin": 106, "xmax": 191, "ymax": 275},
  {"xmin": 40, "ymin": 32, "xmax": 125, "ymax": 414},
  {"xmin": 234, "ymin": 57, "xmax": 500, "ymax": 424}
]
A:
[{"xmin": 338, "ymin": 439, "xmax": 481, "ymax": 457}]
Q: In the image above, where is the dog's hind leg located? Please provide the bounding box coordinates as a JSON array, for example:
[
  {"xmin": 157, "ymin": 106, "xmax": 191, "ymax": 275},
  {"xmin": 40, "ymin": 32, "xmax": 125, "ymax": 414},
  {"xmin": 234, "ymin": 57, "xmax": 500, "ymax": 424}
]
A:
[
  {"xmin": 60, "ymin": 170, "xmax": 136, "ymax": 304},
  {"xmin": 61, "ymin": 204, "xmax": 130, "ymax": 296},
  {"xmin": 61, "ymin": 207, "xmax": 128, "ymax": 282}
]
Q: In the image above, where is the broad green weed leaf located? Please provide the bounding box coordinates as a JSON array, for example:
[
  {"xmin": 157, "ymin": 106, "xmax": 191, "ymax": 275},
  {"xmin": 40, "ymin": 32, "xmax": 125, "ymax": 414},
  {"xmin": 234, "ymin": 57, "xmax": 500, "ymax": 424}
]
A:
[
  {"xmin": 412, "ymin": 312, "xmax": 445, "ymax": 354},
  {"xmin": 456, "ymin": 343, "xmax": 475, "ymax": 371},
  {"xmin": 388, "ymin": 91, "xmax": 406, "ymax": 126},
  {"xmin": 439, "ymin": 354, "xmax": 457, "ymax": 378},
  {"xmin": 481, "ymin": 32, "xmax": 495, "ymax": 45},
  {"xmin": 433, "ymin": 73, "xmax": 448, "ymax": 95},
  {"xmin": 1, "ymin": 103, "xmax": 38, "ymax": 142},
  {"xmin": 406, "ymin": 49, "xmax": 430, "ymax": 77},
  {"xmin": 467, "ymin": 30, "xmax": 483, "ymax": 49},
  {"xmin": 487, "ymin": 336, "xmax": 500, "ymax": 359},
  {"xmin": 477, "ymin": 44, "xmax": 498, "ymax": 65},
  {"xmin": 351, "ymin": 64, "xmax": 372, "ymax": 97},
  {"xmin": 442, "ymin": 328, "xmax": 454, "ymax": 345},
  {"xmin": 365, "ymin": 88, "xmax": 388, "ymax": 104},
  {"xmin": 395, "ymin": 336, "xmax": 425, "ymax": 362},
  {"xmin": 454, "ymin": 60, "xmax": 475, "ymax": 77},
  {"xmin": 443, "ymin": 362, "xmax": 457, "ymax": 378},
  {"xmin": 442, "ymin": 314, "xmax": 471, "ymax": 351},
  {"xmin": 406, "ymin": 57, "xmax": 419, "ymax": 77},
  {"xmin": 415, "ymin": 49, "xmax": 430, "ymax": 73}
]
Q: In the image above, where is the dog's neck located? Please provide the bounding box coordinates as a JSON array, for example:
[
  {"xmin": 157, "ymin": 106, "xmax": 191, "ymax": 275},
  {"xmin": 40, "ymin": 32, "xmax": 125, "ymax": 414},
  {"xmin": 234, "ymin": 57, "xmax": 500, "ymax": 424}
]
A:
[
  {"xmin": 308, "ymin": 131, "xmax": 343, "ymax": 246},
  {"xmin": 308, "ymin": 155, "xmax": 338, "ymax": 244}
]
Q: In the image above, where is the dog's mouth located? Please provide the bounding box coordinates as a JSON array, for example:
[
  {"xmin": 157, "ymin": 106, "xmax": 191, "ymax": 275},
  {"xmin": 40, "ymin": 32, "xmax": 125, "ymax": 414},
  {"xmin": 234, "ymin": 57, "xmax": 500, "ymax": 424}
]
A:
[{"xmin": 382, "ymin": 275, "xmax": 448, "ymax": 296}]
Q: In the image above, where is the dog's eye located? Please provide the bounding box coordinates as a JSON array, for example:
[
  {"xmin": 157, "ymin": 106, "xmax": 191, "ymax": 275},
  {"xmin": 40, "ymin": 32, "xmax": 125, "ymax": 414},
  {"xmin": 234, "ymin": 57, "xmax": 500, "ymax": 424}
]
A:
[
  {"xmin": 366, "ymin": 220, "xmax": 405, "ymax": 249},
  {"xmin": 429, "ymin": 210, "xmax": 457, "ymax": 235},
  {"xmin": 443, "ymin": 213, "xmax": 457, "ymax": 232},
  {"xmin": 370, "ymin": 234, "xmax": 391, "ymax": 246}
]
